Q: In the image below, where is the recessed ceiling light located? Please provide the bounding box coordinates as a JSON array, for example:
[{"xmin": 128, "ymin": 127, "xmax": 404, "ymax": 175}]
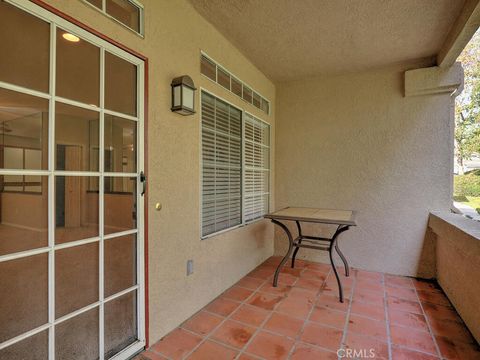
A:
[{"xmin": 62, "ymin": 33, "xmax": 80, "ymax": 42}]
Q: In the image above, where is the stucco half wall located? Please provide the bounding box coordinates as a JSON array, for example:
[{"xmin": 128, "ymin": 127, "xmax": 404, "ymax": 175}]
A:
[
  {"xmin": 274, "ymin": 62, "xmax": 461, "ymax": 277},
  {"xmin": 38, "ymin": 0, "xmax": 276, "ymax": 343}
]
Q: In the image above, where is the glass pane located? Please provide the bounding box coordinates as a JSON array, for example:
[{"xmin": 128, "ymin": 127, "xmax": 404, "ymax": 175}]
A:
[
  {"xmin": 262, "ymin": 194, "xmax": 269, "ymax": 216},
  {"xmin": 105, "ymin": 52, "xmax": 137, "ymax": 116},
  {"xmin": 262, "ymin": 147, "xmax": 270, "ymax": 169},
  {"xmin": 55, "ymin": 103, "xmax": 100, "ymax": 172},
  {"xmin": 0, "ymin": 88, "xmax": 48, "ymax": 170},
  {"xmin": 55, "ymin": 176, "xmax": 99, "ymax": 244},
  {"xmin": 106, "ymin": 0, "xmax": 141, "ymax": 33},
  {"xmin": 231, "ymin": 77, "xmax": 242, "ymax": 97},
  {"xmin": 262, "ymin": 123, "xmax": 270, "ymax": 146},
  {"xmin": 3, "ymin": 148, "xmax": 22, "ymax": 169},
  {"xmin": 201, "ymin": 55, "xmax": 216, "ymax": 81},
  {"xmin": 25, "ymin": 177, "xmax": 42, "ymax": 193},
  {"xmin": 0, "ymin": 175, "xmax": 48, "ymax": 255},
  {"xmin": 0, "ymin": 1, "xmax": 49, "ymax": 92},
  {"xmin": 243, "ymin": 86, "xmax": 252, "ymax": 103},
  {"xmin": 183, "ymin": 86, "xmax": 194, "ymax": 110},
  {"xmin": 104, "ymin": 177, "xmax": 137, "ymax": 235},
  {"xmin": 261, "ymin": 98, "xmax": 269, "ymax": 114},
  {"xmin": 104, "ymin": 234, "xmax": 136, "ymax": 297},
  {"xmin": 217, "ymin": 68, "xmax": 230, "ymax": 90},
  {"xmin": 253, "ymin": 92, "xmax": 261, "ymax": 108},
  {"xmin": 104, "ymin": 291, "xmax": 137, "ymax": 359},
  {"xmin": 56, "ymin": 28, "xmax": 100, "ymax": 106},
  {"xmin": 55, "ymin": 242, "xmax": 99, "ymax": 318},
  {"xmin": 86, "ymin": 0, "xmax": 103, "ymax": 9},
  {"xmin": 25, "ymin": 149, "xmax": 42, "ymax": 170},
  {"xmin": 0, "ymin": 330, "xmax": 48, "ymax": 360},
  {"xmin": 55, "ymin": 307, "xmax": 99, "ymax": 360},
  {"xmin": 104, "ymin": 115, "xmax": 137, "ymax": 173},
  {"xmin": 173, "ymin": 86, "xmax": 181, "ymax": 107},
  {"xmin": 0, "ymin": 254, "xmax": 48, "ymax": 343}
]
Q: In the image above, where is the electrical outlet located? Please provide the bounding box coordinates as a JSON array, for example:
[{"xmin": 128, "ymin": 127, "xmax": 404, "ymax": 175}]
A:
[{"xmin": 187, "ymin": 259, "xmax": 194, "ymax": 276}]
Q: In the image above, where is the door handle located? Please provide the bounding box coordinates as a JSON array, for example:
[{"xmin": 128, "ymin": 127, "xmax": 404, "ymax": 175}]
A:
[{"xmin": 140, "ymin": 171, "xmax": 146, "ymax": 196}]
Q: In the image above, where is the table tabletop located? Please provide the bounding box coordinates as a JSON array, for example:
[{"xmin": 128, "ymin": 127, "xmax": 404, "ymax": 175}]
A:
[{"xmin": 264, "ymin": 207, "xmax": 356, "ymax": 226}]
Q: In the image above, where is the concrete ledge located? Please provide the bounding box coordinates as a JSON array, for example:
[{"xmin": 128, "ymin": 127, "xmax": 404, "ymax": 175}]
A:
[
  {"xmin": 428, "ymin": 211, "xmax": 480, "ymax": 343},
  {"xmin": 404, "ymin": 63, "xmax": 464, "ymax": 97}
]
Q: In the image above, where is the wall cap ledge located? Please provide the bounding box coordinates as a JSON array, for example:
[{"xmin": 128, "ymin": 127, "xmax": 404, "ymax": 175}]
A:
[
  {"xmin": 429, "ymin": 211, "xmax": 480, "ymax": 259},
  {"xmin": 404, "ymin": 63, "xmax": 464, "ymax": 97}
]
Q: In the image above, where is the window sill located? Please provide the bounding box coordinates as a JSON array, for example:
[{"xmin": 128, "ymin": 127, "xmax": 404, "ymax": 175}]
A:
[{"xmin": 200, "ymin": 218, "xmax": 269, "ymax": 240}]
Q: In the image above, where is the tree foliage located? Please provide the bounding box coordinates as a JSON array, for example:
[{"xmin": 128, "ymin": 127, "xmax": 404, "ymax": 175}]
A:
[{"xmin": 455, "ymin": 29, "xmax": 480, "ymax": 173}]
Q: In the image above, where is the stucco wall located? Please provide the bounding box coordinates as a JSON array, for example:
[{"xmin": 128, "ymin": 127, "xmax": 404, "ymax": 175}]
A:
[
  {"xmin": 428, "ymin": 212, "xmax": 480, "ymax": 343},
  {"xmin": 274, "ymin": 64, "xmax": 454, "ymax": 277},
  {"xmin": 39, "ymin": 0, "xmax": 276, "ymax": 343}
]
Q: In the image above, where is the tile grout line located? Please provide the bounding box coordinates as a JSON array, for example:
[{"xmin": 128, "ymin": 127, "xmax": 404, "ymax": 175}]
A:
[
  {"xmin": 337, "ymin": 269, "xmax": 357, "ymax": 360},
  {"xmin": 382, "ymin": 278, "xmax": 447, "ymax": 358},
  {"xmin": 147, "ymin": 261, "xmax": 387, "ymax": 360},
  {"xmin": 150, "ymin": 272, "xmax": 270, "ymax": 360},
  {"xmin": 382, "ymin": 273, "xmax": 393, "ymax": 360},
  {"xmin": 180, "ymin": 275, "xmax": 270, "ymax": 360},
  {"xmin": 235, "ymin": 261, "xmax": 316, "ymax": 359},
  {"xmin": 285, "ymin": 265, "xmax": 332, "ymax": 360},
  {"xmin": 235, "ymin": 264, "xmax": 305, "ymax": 360},
  {"xmin": 142, "ymin": 264, "xmax": 468, "ymax": 360},
  {"xmin": 411, "ymin": 280, "xmax": 443, "ymax": 359}
]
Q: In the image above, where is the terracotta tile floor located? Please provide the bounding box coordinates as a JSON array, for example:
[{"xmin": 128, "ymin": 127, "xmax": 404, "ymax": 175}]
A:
[{"xmin": 136, "ymin": 256, "xmax": 480, "ymax": 360}]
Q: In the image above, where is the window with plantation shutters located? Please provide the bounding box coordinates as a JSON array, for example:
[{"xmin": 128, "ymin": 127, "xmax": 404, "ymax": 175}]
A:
[
  {"xmin": 244, "ymin": 113, "xmax": 270, "ymax": 222},
  {"xmin": 201, "ymin": 92, "xmax": 242, "ymax": 237}
]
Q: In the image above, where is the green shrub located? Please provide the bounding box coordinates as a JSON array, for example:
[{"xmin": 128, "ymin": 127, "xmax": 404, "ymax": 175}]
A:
[
  {"xmin": 454, "ymin": 170, "xmax": 480, "ymax": 197},
  {"xmin": 453, "ymin": 195, "xmax": 468, "ymax": 202}
]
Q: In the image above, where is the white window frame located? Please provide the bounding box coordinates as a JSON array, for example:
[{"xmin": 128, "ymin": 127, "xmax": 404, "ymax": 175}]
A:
[
  {"xmin": 82, "ymin": 0, "xmax": 145, "ymax": 37},
  {"xmin": 200, "ymin": 51, "xmax": 271, "ymax": 116},
  {"xmin": 200, "ymin": 88, "xmax": 271, "ymax": 239},
  {"xmin": 0, "ymin": 1, "xmax": 146, "ymax": 359},
  {"xmin": 243, "ymin": 112, "xmax": 271, "ymax": 224}
]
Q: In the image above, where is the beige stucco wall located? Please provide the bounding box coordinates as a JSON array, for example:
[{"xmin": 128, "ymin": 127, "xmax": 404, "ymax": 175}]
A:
[
  {"xmin": 40, "ymin": 0, "xmax": 276, "ymax": 343},
  {"xmin": 428, "ymin": 212, "xmax": 480, "ymax": 343},
  {"xmin": 274, "ymin": 63, "xmax": 455, "ymax": 277}
]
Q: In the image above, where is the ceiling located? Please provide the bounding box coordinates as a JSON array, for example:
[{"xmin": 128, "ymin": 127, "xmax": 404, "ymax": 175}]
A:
[{"xmin": 189, "ymin": 0, "xmax": 466, "ymax": 82}]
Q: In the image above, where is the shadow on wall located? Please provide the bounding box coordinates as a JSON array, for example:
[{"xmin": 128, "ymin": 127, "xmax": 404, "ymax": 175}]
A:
[
  {"xmin": 253, "ymin": 221, "xmax": 272, "ymax": 249},
  {"xmin": 273, "ymin": 219, "xmax": 438, "ymax": 280},
  {"xmin": 416, "ymin": 226, "xmax": 437, "ymax": 279}
]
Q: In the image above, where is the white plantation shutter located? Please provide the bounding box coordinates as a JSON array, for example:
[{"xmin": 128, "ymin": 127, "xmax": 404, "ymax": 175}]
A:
[
  {"xmin": 201, "ymin": 92, "xmax": 242, "ymax": 237},
  {"xmin": 244, "ymin": 113, "xmax": 270, "ymax": 222}
]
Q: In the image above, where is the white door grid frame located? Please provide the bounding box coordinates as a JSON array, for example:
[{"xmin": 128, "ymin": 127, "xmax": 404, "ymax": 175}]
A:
[{"xmin": 0, "ymin": 1, "xmax": 146, "ymax": 359}]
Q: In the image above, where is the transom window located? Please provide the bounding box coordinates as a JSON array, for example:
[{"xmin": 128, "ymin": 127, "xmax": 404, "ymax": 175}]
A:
[
  {"xmin": 84, "ymin": 0, "xmax": 144, "ymax": 36},
  {"xmin": 201, "ymin": 91, "xmax": 271, "ymax": 238},
  {"xmin": 201, "ymin": 53, "xmax": 271, "ymax": 115}
]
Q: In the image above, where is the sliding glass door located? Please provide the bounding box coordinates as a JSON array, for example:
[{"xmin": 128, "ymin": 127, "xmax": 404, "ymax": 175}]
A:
[{"xmin": 0, "ymin": 1, "xmax": 145, "ymax": 359}]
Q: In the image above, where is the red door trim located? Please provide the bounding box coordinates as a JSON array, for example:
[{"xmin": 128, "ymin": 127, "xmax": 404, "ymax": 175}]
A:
[{"xmin": 30, "ymin": 0, "xmax": 151, "ymax": 348}]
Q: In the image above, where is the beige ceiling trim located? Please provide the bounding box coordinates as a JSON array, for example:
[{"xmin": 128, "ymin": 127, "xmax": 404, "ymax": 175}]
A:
[
  {"xmin": 404, "ymin": 62, "xmax": 464, "ymax": 97},
  {"xmin": 438, "ymin": 0, "xmax": 480, "ymax": 67}
]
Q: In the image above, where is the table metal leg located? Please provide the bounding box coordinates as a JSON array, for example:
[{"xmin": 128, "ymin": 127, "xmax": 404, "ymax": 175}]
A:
[
  {"xmin": 291, "ymin": 221, "xmax": 303, "ymax": 268},
  {"xmin": 335, "ymin": 239, "xmax": 350, "ymax": 277},
  {"xmin": 329, "ymin": 225, "xmax": 350, "ymax": 302},
  {"xmin": 271, "ymin": 219, "xmax": 294, "ymax": 287}
]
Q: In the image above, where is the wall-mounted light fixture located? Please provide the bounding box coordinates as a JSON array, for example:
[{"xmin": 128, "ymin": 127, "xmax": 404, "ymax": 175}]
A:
[{"xmin": 171, "ymin": 75, "xmax": 196, "ymax": 116}]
